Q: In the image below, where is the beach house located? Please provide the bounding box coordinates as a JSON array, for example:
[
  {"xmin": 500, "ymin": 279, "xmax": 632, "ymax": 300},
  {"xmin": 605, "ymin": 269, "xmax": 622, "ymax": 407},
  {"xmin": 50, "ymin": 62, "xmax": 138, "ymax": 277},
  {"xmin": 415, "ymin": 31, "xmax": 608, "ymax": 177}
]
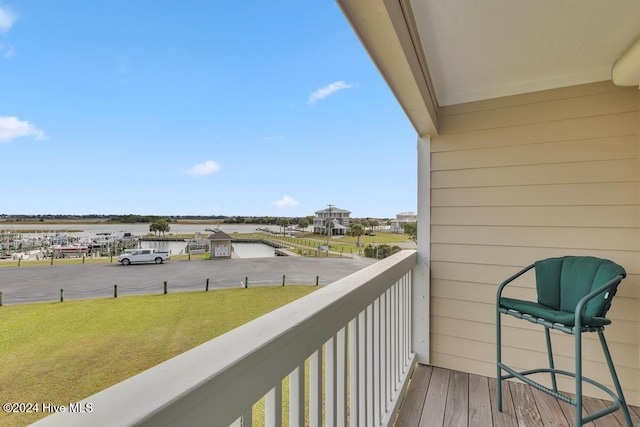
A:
[{"xmin": 313, "ymin": 206, "xmax": 351, "ymax": 236}]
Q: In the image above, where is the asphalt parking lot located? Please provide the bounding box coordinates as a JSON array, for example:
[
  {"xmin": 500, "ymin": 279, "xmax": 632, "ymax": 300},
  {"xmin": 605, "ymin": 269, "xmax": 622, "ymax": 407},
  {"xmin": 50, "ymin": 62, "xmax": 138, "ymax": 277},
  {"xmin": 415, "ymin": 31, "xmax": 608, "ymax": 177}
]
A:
[{"xmin": 0, "ymin": 256, "xmax": 378, "ymax": 305}]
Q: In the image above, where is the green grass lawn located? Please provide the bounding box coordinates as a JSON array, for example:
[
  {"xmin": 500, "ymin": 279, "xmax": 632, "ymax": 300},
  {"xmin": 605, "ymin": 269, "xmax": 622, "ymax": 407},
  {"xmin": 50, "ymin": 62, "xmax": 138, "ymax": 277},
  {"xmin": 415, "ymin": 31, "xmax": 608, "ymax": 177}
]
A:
[
  {"xmin": 230, "ymin": 231, "xmax": 412, "ymax": 255},
  {"xmin": 0, "ymin": 286, "xmax": 317, "ymax": 426}
]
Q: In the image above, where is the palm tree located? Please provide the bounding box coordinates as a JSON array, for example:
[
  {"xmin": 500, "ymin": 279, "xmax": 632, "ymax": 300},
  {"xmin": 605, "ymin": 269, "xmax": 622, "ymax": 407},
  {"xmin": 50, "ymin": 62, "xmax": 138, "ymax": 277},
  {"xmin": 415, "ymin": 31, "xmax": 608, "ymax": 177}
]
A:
[
  {"xmin": 277, "ymin": 218, "xmax": 290, "ymax": 236},
  {"xmin": 149, "ymin": 222, "xmax": 159, "ymax": 236},
  {"xmin": 349, "ymin": 223, "xmax": 364, "ymax": 247},
  {"xmin": 402, "ymin": 222, "xmax": 417, "ymax": 243},
  {"xmin": 158, "ymin": 219, "xmax": 170, "ymax": 237},
  {"xmin": 150, "ymin": 219, "xmax": 170, "ymax": 237}
]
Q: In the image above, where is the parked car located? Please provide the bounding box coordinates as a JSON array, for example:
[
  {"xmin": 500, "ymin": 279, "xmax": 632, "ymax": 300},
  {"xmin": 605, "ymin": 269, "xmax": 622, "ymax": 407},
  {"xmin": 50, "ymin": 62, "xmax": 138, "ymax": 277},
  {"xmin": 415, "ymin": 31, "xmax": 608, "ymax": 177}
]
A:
[{"xmin": 118, "ymin": 249, "xmax": 170, "ymax": 265}]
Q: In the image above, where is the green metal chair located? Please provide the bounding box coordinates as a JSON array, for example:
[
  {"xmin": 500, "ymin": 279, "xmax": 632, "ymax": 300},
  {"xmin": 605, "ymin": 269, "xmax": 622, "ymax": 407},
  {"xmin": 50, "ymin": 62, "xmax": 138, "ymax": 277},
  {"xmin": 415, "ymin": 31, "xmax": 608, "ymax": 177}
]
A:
[{"xmin": 496, "ymin": 256, "xmax": 632, "ymax": 426}]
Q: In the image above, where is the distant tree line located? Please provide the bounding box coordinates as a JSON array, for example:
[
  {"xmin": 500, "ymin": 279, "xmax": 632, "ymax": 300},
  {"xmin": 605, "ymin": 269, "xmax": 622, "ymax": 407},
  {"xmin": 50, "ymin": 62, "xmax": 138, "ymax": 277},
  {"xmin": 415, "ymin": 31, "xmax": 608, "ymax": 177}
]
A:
[
  {"xmin": 223, "ymin": 216, "xmax": 316, "ymax": 227},
  {"xmin": 1, "ymin": 214, "xmax": 399, "ymax": 230},
  {"xmin": 109, "ymin": 215, "xmax": 164, "ymax": 223}
]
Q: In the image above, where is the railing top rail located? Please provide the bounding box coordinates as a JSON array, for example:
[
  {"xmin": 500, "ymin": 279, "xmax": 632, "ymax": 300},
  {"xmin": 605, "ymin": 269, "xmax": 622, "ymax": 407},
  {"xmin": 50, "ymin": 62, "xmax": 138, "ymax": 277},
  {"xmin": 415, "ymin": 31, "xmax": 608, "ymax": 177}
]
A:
[{"xmin": 34, "ymin": 250, "xmax": 417, "ymax": 427}]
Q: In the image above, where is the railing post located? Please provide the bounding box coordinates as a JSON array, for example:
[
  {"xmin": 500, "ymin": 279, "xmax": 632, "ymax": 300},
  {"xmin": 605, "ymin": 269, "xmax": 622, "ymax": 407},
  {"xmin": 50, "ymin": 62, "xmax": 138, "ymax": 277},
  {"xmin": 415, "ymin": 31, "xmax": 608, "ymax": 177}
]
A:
[
  {"xmin": 164, "ymin": 281, "xmax": 168, "ymax": 295},
  {"xmin": 60, "ymin": 288, "xmax": 64, "ymax": 303},
  {"xmin": 412, "ymin": 135, "xmax": 431, "ymax": 364},
  {"xmin": 114, "ymin": 284, "xmax": 118, "ymax": 298},
  {"xmin": 205, "ymin": 278, "xmax": 209, "ymax": 292}
]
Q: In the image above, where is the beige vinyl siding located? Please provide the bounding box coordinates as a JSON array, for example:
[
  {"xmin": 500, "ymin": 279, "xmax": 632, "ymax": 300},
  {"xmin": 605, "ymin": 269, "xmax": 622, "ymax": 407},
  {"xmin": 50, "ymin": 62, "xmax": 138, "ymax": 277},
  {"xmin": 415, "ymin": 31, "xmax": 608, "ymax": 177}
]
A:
[{"xmin": 429, "ymin": 81, "xmax": 640, "ymax": 404}]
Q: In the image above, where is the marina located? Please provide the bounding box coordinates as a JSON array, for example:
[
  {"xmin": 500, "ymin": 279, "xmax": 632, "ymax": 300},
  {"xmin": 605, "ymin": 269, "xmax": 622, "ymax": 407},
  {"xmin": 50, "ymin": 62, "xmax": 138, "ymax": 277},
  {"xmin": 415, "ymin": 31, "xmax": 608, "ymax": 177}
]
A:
[{"xmin": 1, "ymin": 224, "xmax": 288, "ymax": 260}]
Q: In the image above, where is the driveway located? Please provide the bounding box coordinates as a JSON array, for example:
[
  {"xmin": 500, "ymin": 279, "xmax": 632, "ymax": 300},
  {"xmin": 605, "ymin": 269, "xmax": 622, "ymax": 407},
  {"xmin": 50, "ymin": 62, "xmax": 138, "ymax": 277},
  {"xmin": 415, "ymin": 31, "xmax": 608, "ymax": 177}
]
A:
[{"xmin": 0, "ymin": 256, "xmax": 378, "ymax": 305}]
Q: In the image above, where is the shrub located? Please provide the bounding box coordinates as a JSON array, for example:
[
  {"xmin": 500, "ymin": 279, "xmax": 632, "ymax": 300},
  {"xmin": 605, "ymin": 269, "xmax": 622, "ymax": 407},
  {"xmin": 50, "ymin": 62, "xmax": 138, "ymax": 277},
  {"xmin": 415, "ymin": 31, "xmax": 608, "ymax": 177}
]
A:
[{"xmin": 363, "ymin": 244, "xmax": 402, "ymax": 259}]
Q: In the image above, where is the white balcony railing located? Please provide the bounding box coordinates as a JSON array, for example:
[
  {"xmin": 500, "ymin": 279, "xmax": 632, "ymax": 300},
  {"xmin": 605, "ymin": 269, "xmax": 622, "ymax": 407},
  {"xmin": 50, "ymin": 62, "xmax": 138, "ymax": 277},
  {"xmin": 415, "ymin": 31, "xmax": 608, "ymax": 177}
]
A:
[{"xmin": 34, "ymin": 250, "xmax": 419, "ymax": 427}]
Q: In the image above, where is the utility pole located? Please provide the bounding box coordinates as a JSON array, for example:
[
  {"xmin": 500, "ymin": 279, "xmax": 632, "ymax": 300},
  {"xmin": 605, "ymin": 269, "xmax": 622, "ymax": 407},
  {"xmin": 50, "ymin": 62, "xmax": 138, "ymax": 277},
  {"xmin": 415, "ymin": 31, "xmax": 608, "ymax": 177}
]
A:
[{"xmin": 326, "ymin": 204, "xmax": 334, "ymax": 249}]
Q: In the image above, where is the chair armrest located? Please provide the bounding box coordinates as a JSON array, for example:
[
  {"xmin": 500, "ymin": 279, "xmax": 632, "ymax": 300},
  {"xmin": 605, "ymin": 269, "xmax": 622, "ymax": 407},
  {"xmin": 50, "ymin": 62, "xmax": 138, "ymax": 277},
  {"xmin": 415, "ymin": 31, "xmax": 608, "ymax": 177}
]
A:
[
  {"xmin": 574, "ymin": 274, "xmax": 624, "ymax": 329},
  {"xmin": 497, "ymin": 263, "xmax": 535, "ymax": 305}
]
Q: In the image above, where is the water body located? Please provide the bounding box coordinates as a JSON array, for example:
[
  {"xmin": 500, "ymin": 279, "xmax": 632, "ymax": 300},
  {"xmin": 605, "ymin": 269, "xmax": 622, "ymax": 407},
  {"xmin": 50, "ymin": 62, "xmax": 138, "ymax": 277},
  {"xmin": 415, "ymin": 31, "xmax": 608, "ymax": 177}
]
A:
[
  {"xmin": 3, "ymin": 223, "xmax": 289, "ymax": 258},
  {"xmin": 139, "ymin": 241, "xmax": 276, "ymax": 258},
  {"xmin": 1, "ymin": 223, "xmax": 280, "ymax": 237}
]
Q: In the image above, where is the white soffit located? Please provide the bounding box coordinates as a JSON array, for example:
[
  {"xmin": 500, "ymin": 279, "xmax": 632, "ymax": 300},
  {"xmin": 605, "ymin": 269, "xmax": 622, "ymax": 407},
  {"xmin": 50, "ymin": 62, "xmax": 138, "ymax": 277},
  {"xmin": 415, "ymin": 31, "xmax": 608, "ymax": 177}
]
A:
[{"xmin": 409, "ymin": 0, "xmax": 640, "ymax": 106}]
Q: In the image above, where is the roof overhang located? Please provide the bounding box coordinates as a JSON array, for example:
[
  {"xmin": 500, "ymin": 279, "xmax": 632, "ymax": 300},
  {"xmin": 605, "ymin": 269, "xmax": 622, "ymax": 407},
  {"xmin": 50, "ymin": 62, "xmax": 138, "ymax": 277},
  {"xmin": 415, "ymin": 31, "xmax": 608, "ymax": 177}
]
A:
[
  {"xmin": 337, "ymin": 0, "xmax": 640, "ymax": 136},
  {"xmin": 337, "ymin": 0, "xmax": 439, "ymax": 136}
]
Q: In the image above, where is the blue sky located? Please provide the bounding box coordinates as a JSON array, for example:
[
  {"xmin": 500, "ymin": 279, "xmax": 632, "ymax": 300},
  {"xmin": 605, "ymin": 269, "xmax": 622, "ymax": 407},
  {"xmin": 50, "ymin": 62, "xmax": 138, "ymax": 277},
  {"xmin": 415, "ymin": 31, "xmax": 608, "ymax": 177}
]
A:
[{"xmin": 0, "ymin": 1, "xmax": 417, "ymax": 218}]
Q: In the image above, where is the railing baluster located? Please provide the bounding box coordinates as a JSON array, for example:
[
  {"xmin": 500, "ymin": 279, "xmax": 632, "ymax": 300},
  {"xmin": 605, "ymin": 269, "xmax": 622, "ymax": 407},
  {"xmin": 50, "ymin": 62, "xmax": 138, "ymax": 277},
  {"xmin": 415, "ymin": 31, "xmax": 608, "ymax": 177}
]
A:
[
  {"xmin": 380, "ymin": 291, "xmax": 387, "ymax": 415},
  {"xmin": 386, "ymin": 288, "xmax": 392, "ymax": 408},
  {"xmin": 310, "ymin": 349, "xmax": 323, "ymax": 427},
  {"xmin": 401, "ymin": 276, "xmax": 406, "ymax": 369},
  {"xmin": 374, "ymin": 298, "xmax": 381, "ymax": 426},
  {"xmin": 408, "ymin": 271, "xmax": 413, "ymax": 363},
  {"xmin": 337, "ymin": 327, "xmax": 347, "ymax": 427},
  {"xmin": 289, "ymin": 365, "xmax": 305, "ymax": 427},
  {"xmin": 349, "ymin": 317, "xmax": 360, "ymax": 427},
  {"xmin": 240, "ymin": 407, "xmax": 252, "ymax": 426},
  {"xmin": 231, "ymin": 408, "xmax": 253, "ymax": 427},
  {"xmin": 390, "ymin": 284, "xmax": 396, "ymax": 393},
  {"xmin": 265, "ymin": 384, "xmax": 282, "ymax": 427},
  {"xmin": 358, "ymin": 310, "xmax": 367, "ymax": 426},
  {"xmin": 326, "ymin": 336, "xmax": 337, "ymax": 427},
  {"xmin": 366, "ymin": 304, "xmax": 374, "ymax": 426},
  {"xmin": 395, "ymin": 282, "xmax": 400, "ymax": 388}
]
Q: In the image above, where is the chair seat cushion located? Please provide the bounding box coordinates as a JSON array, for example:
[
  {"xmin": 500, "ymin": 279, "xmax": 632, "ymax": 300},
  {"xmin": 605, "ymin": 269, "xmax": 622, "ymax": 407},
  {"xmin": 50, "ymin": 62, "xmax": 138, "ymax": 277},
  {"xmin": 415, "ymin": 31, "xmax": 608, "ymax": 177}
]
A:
[{"xmin": 500, "ymin": 297, "xmax": 611, "ymax": 327}]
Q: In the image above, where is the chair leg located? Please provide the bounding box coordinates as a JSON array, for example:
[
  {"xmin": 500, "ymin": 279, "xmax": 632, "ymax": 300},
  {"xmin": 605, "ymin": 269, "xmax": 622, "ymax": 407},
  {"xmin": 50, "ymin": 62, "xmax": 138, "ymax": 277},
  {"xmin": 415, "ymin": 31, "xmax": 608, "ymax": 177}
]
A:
[
  {"xmin": 544, "ymin": 327, "xmax": 558, "ymax": 392},
  {"xmin": 598, "ymin": 331, "xmax": 633, "ymax": 427},
  {"xmin": 575, "ymin": 329, "xmax": 583, "ymax": 426},
  {"xmin": 496, "ymin": 309, "xmax": 502, "ymax": 412}
]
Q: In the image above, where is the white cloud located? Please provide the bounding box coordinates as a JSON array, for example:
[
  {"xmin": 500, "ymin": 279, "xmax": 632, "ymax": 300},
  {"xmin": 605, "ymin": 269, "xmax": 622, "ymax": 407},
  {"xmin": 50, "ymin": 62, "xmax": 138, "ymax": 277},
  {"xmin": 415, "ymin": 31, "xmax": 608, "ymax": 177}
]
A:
[
  {"xmin": 187, "ymin": 160, "xmax": 221, "ymax": 177},
  {"xmin": 0, "ymin": 6, "xmax": 17, "ymax": 32},
  {"xmin": 308, "ymin": 81, "xmax": 355, "ymax": 105},
  {"xmin": 274, "ymin": 195, "xmax": 299, "ymax": 209},
  {"xmin": 0, "ymin": 116, "xmax": 45, "ymax": 142}
]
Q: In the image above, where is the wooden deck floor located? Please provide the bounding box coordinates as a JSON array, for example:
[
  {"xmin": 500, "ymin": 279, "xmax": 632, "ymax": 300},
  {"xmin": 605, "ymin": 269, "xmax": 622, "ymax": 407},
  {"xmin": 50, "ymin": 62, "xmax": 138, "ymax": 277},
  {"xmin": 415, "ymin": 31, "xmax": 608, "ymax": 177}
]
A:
[{"xmin": 394, "ymin": 364, "xmax": 640, "ymax": 426}]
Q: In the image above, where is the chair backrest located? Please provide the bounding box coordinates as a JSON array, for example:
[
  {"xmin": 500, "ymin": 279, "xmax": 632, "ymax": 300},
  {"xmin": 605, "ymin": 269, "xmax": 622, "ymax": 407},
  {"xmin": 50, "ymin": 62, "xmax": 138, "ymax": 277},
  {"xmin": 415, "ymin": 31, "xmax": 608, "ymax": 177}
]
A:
[{"xmin": 534, "ymin": 256, "xmax": 626, "ymax": 318}]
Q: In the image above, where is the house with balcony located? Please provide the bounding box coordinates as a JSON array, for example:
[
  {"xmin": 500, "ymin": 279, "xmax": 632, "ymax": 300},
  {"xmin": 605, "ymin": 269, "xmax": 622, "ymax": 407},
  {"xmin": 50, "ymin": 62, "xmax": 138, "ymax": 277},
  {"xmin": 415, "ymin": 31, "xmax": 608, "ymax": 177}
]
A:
[
  {"xmin": 390, "ymin": 211, "xmax": 417, "ymax": 233},
  {"xmin": 313, "ymin": 207, "xmax": 351, "ymax": 236},
  {"xmin": 37, "ymin": 1, "xmax": 640, "ymax": 426}
]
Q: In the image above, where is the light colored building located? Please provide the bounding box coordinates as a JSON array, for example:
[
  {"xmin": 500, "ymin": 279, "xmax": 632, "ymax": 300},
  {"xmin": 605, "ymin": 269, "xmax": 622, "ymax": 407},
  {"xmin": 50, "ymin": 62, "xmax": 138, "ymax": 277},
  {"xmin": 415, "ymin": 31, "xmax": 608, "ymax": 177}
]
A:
[
  {"xmin": 206, "ymin": 230, "xmax": 232, "ymax": 259},
  {"xmin": 313, "ymin": 207, "xmax": 351, "ymax": 236},
  {"xmin": 390, "ymin": 211, "xmax": 417, "ymax": 233}
]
